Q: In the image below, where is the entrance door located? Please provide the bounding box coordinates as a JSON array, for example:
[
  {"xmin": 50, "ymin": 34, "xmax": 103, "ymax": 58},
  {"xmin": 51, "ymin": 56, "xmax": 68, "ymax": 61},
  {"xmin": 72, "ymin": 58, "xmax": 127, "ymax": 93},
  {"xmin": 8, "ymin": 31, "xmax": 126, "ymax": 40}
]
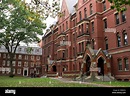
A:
[
  {"xmin": 84, "ymin": 56, "xmax": 91, "ymax": 76},
  {"xmin": 23, "ymin": 68, "xmax": 28, "ymax": 76},
  {"xmin": 97, "ymin": 57, "xmax": 104, "ymax": 76}
]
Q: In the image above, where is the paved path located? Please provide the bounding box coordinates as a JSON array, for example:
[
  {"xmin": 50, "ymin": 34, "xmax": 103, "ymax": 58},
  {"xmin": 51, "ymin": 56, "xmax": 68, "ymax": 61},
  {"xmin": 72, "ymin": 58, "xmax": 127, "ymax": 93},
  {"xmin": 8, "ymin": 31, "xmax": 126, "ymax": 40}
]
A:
[{"xmin": 51, "ymin": 77, "xmax": 117, "ymax": 87}]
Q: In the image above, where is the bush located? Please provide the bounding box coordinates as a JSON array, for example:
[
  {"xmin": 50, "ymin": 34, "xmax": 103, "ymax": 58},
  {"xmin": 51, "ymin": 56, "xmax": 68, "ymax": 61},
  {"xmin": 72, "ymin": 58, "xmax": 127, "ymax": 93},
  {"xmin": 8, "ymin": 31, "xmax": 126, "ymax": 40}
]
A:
[{"xmin": 9, "ymin": 74, "xmax": 15, "ymax": 78}]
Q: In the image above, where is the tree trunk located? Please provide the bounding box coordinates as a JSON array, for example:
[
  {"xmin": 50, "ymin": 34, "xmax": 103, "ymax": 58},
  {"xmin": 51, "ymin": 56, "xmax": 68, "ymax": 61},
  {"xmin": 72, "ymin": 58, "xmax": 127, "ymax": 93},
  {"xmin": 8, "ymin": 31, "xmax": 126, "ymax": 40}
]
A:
[{"xmin": 9, "ymin": 53, "xmax": 15, "ymax": 77}]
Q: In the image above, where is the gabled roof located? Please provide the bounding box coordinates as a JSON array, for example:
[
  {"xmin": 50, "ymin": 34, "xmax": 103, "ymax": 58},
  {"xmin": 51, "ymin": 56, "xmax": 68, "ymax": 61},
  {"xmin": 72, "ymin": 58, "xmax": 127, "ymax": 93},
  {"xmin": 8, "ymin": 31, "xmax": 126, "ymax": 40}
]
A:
[{"xmin": 65, "ymin": 0, "xmax": 78, "ymax": 14}]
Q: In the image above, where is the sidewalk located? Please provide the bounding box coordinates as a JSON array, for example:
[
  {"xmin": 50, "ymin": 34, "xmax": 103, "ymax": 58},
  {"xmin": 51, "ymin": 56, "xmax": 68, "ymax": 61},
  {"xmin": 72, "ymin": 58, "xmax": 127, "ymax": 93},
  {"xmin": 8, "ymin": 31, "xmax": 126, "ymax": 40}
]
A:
[{"xmin": 51, "ymin": 77, "xmax": 117, "ymax": 87}]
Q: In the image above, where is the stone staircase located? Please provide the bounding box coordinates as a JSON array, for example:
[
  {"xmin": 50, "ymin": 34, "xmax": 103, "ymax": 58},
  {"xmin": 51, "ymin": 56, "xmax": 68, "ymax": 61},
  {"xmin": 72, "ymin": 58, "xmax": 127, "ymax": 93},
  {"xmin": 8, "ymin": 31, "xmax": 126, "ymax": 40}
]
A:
[{"xmin": 76, "ymin": 74, "xmax": 115, "ymax": 82}]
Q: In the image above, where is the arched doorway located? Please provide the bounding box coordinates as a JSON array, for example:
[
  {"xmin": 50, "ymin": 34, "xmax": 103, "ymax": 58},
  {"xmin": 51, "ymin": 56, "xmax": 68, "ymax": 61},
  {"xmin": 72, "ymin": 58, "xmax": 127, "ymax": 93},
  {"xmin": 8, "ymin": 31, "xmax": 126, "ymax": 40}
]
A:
[
  {"xmin": 84, "ymin": 55, "xmax": 91, "ymax": 76},
  {"xmin": 97, "ymin": 57, "xmax": 104, "ymax": 76},
  {"xmin": 52, "ymin": 65, "xmax": 57, "ymax": 72}
]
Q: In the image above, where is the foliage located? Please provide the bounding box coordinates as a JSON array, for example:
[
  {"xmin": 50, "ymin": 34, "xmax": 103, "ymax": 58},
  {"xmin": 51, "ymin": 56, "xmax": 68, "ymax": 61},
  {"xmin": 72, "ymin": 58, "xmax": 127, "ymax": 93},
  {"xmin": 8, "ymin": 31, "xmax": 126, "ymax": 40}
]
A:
[
  {"xmin": 108, "ymin": 0, "xmax": 130, "ymax": 11},
  {"xmin": 0, "ymin": 0, "xmax": 60, "ymax": 77}
]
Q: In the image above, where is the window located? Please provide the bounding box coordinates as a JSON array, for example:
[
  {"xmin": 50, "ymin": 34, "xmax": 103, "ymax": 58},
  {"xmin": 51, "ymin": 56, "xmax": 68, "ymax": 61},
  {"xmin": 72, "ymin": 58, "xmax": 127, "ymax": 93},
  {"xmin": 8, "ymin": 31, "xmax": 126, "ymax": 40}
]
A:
[
  {"xmin": 103, "ymin": 19, "xmax": 107, "ymax": 29},
  {"xmin": 18, "ymin": 55, "xmax": 22, "ymax": 59},
  {"xmin": 17, "ymin": 69, "xmax": 21, "ymax": 74},
  {"xmin": 105, "ymin": 37, "xmax": 108, "ymax": 50},
  {"xmin": 82, "ymin": 42, "xmax": 84, "ymax": 52},
  {"xmin": 2, "ymin": 60, "xmax": 5, "ymax": 66},
  {"xmin": 31, "ymin": 62, "xmax": 34, "ymax": 67},
  {"xmin": 12, "ymin": 61, "xmax": 16, "ymax": 66},
  {"xmin": 25, "ymin": 55, "xmax": 28, "ymax": 60},
  {"xmin": 36, "ymin": 56, "xmax": 40, "ymax": 60},
  {"xmin": 124, "ymin": 58, "xmax": 129, "ymax": 71},
  {"xmin": 86, "ymin": 23, "xmax": 89, "ymax": 34},
  {"xmin": 91, "ymin": 21, "xmax": 94, "ymax": 32},
  {"xmin": 18, "ymin": 61, "xmax": 22, "ymax": 67},
  {"xmin": 115, "ymin": 13, "xmax": 119, "ymax": 25},
  {"xmin": 90, "ymin": 4, "xmax": 93, "ymax": 15},
  {"xmin": 103, "ymin": 0, "xmax": 106, "ymax": 11},
  {"xmin": 117, "ymin": 33, "xmax": 121, "ymax": 47},
  {"xmin": 84, "ymin": 8, "xmax": 87, "ymax": 18},
  {"xmin": 123, "ymin": 31, "xmax": 128, "ymax": 45},
  {"xmin": 62, "ymin": 50, "xmax": 65, "ymax": 59},
  {"xmin": 31, "ymin": 56, "xmax": 34, "ymax": 60},
  {"xmin": 121, "ymin": 11, "xmax": 126, "ymax": 22},
  {"xmin": 3, "ymin": 54, "xmax": 6, "ymax": 58},
  {"xmin": 66, "ymin": 21, "xmax": 68, "ymax": 30},
  {"xmin": 118, "ymin": 59, "xmax": 122, "ymax": 71},
  {"xmin": 79, "ymin": 11, "xmax": 82, "ymax": 20},
  {"xmin": 24, "ymin": 62, "xmax": 28, "ymax": 67}
]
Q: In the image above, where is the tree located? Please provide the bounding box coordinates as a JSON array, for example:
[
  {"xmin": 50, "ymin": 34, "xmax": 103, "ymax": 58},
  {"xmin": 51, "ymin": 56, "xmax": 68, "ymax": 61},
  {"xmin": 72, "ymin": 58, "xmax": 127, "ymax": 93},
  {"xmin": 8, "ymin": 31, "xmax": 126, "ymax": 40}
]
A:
[
  {"xmin": 108, "ymin": 0, "xmax": 130, "ymax": 11},
  {"xmin": 0, "ymin": 0, "xmax": 60, "ymax": 77}
]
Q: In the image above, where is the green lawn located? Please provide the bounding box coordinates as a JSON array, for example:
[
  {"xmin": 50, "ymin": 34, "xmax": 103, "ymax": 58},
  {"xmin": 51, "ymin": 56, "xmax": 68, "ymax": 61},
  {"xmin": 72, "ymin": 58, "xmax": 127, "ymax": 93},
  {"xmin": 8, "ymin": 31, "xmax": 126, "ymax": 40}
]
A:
[
  {"xmin": 0, "ymin": 76, "xmax": 92, "ymax": 87},
  {"xmin": 0, "ymin": 76, "xmax": 130, "ymax": 87}
]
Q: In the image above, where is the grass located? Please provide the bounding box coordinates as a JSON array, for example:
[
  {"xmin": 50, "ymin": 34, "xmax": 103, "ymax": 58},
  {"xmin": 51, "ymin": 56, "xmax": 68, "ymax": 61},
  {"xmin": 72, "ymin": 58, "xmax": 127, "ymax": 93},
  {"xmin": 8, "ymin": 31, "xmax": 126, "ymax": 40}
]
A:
[
  {"xmin": 0, "ymin": 76, "xmax": 130, "ymax": 87},
  {"xmin": 0, "ymin": 76, "xmax": 92, "ymax": 87}
]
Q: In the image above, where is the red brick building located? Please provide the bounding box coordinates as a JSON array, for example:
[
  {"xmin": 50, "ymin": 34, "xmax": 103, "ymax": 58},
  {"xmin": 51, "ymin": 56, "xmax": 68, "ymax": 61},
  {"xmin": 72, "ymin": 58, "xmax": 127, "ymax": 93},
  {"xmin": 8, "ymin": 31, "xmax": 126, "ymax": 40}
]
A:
[
  {"xmin": 42, "ymin": 0, "xmax": 130, "ymax": 81},
  {"xmin": 0, "ymin": 45, "xmax": 42, "ymax": 77}
]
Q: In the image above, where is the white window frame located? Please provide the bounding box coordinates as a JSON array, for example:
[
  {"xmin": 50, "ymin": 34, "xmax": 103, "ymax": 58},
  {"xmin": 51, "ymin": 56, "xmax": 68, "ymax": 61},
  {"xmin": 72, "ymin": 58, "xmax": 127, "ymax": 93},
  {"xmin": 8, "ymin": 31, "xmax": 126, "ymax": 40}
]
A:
[
  {"xmin": 18, "ymin": 61, "xmax": 22, "ymax": 67},
  {"xmin": 17, "ymin": 69, "xmax": 21, "ymax": 74}
]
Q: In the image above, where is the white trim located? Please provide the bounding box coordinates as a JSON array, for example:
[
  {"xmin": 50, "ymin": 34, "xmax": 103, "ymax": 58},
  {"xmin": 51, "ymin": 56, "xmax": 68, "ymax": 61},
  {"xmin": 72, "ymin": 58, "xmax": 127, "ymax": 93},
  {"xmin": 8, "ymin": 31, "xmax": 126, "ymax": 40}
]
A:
[{"xmin": 102, "ymin": 17, "xmax": 107, "ymax": 20}]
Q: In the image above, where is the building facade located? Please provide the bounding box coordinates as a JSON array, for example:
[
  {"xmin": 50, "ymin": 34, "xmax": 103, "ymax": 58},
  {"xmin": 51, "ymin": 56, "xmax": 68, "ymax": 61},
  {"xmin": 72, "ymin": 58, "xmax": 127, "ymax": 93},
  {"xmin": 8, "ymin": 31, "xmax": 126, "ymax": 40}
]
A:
[
  {"xmin": 42, "ymin": 0, "xmax": 130, "ymax": 81},
  {"xmin": 0, "ymin": 45, "xmax": 42, "ymax": 77}
]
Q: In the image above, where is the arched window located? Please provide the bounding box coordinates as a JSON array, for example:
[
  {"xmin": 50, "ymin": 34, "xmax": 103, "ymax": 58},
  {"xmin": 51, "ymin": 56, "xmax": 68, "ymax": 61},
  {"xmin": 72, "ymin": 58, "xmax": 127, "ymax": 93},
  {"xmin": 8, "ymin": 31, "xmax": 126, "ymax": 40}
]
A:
[
  {"xmin": 118, "ymin": 59, "xmax": 122, "ymax": 71},
  {"xmin": 79, "ymin": 11, "xmax": 82, "ymax": 20},
  {"xmin": 124, "ymin": 58, "xmax": 129, "ymax": 71},
  {"xmin": 66, "ymin": 21, "xmax": 68, "ymax": 30},
  {"xmin": 84, "ymin": 8, "xmax": 87, "ymax": 18},
  {"xmin": 103, "ymin": 0, "xmax": 106, "ymax": 11},
  {"xmin": 90, "ymin": 4, "xmax": 93, "ymax": 15},
  {"xmin": 123, "ymin": 30, "xmax": 128, "ymax": 45},
  {"xmin": 105, "ymin": 37, "xmax": 108, "ymax": 50},
  {"xmin": 117, "ymin": 33, "xmax": 121, "ymax": 47}
]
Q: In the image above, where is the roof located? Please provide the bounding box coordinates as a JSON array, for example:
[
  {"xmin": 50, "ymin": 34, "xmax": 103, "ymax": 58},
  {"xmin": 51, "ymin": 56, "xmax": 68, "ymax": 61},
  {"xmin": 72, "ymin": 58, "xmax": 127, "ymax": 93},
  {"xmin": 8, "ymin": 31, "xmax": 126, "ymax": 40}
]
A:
[{"xmin": 65, "ymin": 0, "xmax": 78, "ymax": 14}]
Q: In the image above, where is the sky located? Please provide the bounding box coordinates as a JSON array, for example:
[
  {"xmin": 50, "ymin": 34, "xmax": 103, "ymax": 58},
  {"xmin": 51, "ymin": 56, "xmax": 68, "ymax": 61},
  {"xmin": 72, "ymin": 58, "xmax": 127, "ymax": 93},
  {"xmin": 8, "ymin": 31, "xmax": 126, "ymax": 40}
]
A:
[
  {"xmin": 25, "ymin": 0, "xmax": 62, "ymax": 38},
  {"xmin": 23, "ymin": 0, "xmax": 62, "ymax": 46}
]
